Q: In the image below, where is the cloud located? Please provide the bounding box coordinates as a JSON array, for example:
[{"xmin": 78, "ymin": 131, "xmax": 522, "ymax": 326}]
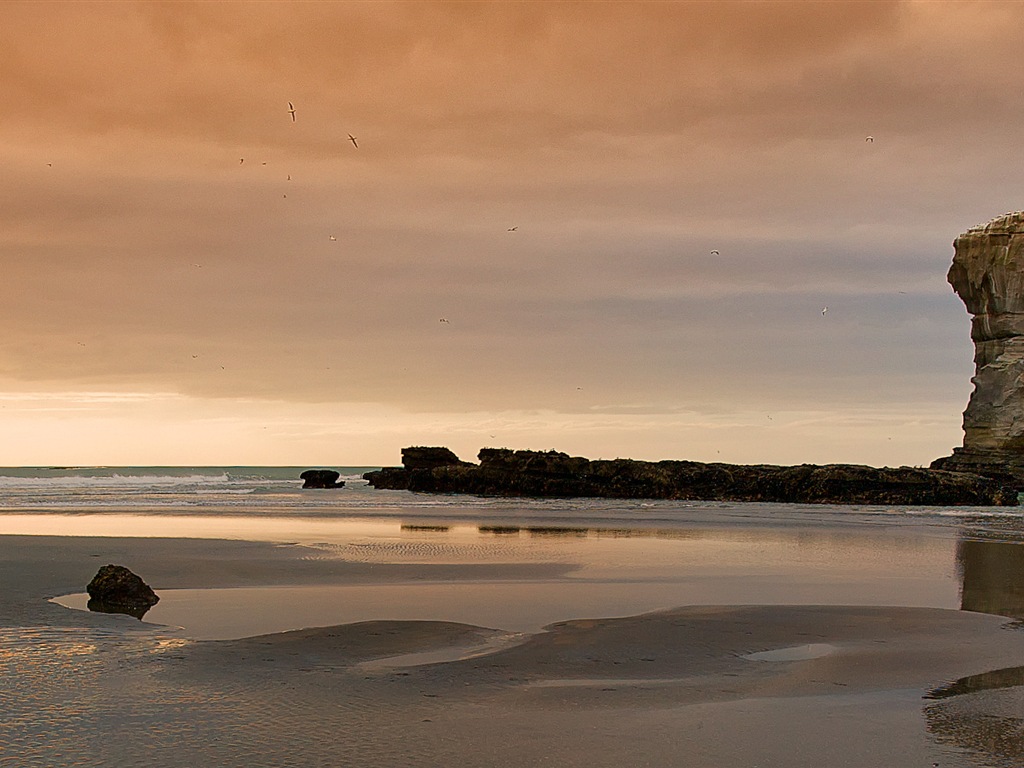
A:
[{"xmin": 0, "ymin": 1, "xmax": 1014, "ymax": 463}]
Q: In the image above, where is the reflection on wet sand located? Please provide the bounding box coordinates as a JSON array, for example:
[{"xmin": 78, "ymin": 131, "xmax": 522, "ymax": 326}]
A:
[
  {"xmin": 476, "ymin": 525, "xmax": 703, "ymax": 540},
  {"xmin": 958, "ymin": 539, "xmax": 1024, "ymax": 619},
  {"xmin": 926, "ymin": 687, "xmax": 1024, "ymax": 767},
  {"xmin": 923, "ymin": 538, "xmax": 1024, "ymax": 766},
  {"xmin": 926, "ymin": 664, "xmax": 1024, "ymax": 700},
  {"xmin": 86, "ymin": 599, "xmax": 153, "ymax": 620}
]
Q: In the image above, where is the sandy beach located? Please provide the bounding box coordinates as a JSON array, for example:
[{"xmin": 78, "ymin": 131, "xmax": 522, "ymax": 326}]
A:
[{"xmin": 2, "ymin": 529, "xmax": 1023, "ymax": 768}]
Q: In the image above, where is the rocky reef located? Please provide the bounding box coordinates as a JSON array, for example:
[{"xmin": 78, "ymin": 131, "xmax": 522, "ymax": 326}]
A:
[
  {"xmin": 299, "ymin": 469, "xmax": 345, "ymax": 489},
  {"xmin": 932, "ymin": 212, "xmax": 1024, "ymax": 488},
  {"xmin": 86, "ymin": 564, "xmax": 159, "ymax": 619},
  {"xmin": 365, "ymin": 447, "xmax": 1017, "ymax": 506}
]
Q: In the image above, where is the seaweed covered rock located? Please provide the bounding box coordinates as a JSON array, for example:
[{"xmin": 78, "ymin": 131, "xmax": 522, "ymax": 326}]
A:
[
  {"xmin": 365, "ymin": 447, "xmax": 1017, "ymax": 507},
  {"xmin": 401, "ymin": 446, "xmax": 470, "ymax": 470},
  {"xmin": 300, "ymin": 469, "xmax": 345, "ymax": 489},
  {"xmin": 363, "ymin": 446, "xmax": 470, "ymax": 490},
  {"xmin": 86, "ymin": 564, "xmax": 159, "ymax": 618}
]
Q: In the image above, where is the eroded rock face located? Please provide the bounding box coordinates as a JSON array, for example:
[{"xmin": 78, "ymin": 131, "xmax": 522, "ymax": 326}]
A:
[
  {"xmin": 86, "ymin": 564, "xmax": 159, "ymax": 619},
  {"xmin": 932, "ymin": 212, "xmax": 1024, "ymax": 487}
]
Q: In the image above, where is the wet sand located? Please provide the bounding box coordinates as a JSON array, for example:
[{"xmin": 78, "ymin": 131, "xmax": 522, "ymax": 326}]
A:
[{"xmin": 2, "ymin": 533, "xmax": 1024, "ymax": 767}]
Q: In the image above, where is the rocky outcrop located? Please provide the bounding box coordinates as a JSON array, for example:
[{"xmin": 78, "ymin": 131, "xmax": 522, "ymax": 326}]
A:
[
  {"xmin": 401, "ymin": 446, "xmax": 472, "ymax": 471},
  {"xmin": 932, "ymin": 212, "xmax": 1024, "ymax": 487},
  {"xmin": 300, "ymin": 469, "xmax": 345, "ymax": 489},
  {"xmin": 365, "ymin": 447, "xmax": 1017, "ymax": 506},
  {"xmin": 366, "ymin": 447, "xmax": 473, "ymax": 490},
  {"xmin": 86, "ymin": 564, "xmax": 159, "ymax": 619}
]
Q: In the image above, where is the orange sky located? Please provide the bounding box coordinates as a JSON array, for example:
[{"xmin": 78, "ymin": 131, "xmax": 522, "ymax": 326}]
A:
[{"xmin": 2, "ymin": 1, "xmax": 1023, "ymax": 466}]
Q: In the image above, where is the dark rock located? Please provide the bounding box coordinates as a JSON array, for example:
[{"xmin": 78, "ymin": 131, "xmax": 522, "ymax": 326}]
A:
[
  {"xmin": 362, "ymin": 466, "xmax": 411, "ymax": 490},
  {"xmin": 363, "ymin": 447, "xmax": 470, "ymax": 490},
  {"xmin": 400, "ymin": 446, "xmax": 469, "ymax": 470},
  {"xmin": 86, "ymin": 564, "xmax": 159, "ymax": 619},
  {"xmin": 300, "ymin": 469, "xmax": 345, "ymax": 489},
  {"xmin": 365, "ymin": 446, "xmax": 1017, "ymax": 507}
]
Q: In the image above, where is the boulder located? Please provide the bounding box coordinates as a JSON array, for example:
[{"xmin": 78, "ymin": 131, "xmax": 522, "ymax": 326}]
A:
[
  {"xmin": 300, "ymin": 469, "xmax": 345, "ymax": 489},
  {"xmin": 932, "ymin": 211, "xmax": 1024, "ymax": 487},
  {"xmin": 86, "ymin": 564, "xmax": 159, "ymax": 619}
]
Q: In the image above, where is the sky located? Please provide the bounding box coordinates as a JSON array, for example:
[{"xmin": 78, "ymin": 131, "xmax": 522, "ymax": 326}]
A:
[{"xmin": 2, "ymin": 0, "xmax": 1023, "ymax": 467}]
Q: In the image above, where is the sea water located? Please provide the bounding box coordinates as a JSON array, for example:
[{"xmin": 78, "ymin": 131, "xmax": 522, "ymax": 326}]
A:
[
  {"xmin": 3, "ymin": 466, "xmax": 1024, "ymax": 638},
  {"xmin": 1, "ymin": 464, "xmax": 1022, "ymax": 528}
]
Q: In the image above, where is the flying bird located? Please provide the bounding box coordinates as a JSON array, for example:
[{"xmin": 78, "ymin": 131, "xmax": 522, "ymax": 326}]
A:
[
  {"xmin": 439, "ymin": 318, "xmax": 449, "ymax": 324},
  {"xmin": 329, "ymin": 235, "xmax": 337, "ymax": 241},
  {"xmin": 710, "ymin": 250, "xmax": 720, "ymax": 255},
  {"xmin": 865, "ymin": 136, "xmax": 874, "ymax": 143},
  {"xmin": 348, "ymin": 134, "xmax": 358, "ymax": 148},
  {"xmin": 821, "ymin": 306, "xmax": 828, "ymax": 316},
  {"xmin": 239, "ymin": 158, "xmax": 244, "ymax": 164},
  {"xmin": 288, "ymin": 102, "xmax": 296, "ymax": 122},
  {"xmin": 507, "ymin": 226, "xmax": 518, "ymax": 231}
]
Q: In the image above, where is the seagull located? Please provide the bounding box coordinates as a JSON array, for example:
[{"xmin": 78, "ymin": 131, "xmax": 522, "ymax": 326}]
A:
[
  {"xmin": 439, "ymin": 318, "xmax": 449, "ymax": 324},
  {"xmin": 240, "ymin": 158, "xmax": 244, "ymax": 164},
  {"xmin": 329, "ymin": 235, "xmax": 337, "ymax": 241},
  {"xmin": 348, "ymin": 134, "xmax": 358, "ymax": 148},
  {"xmin": 288, "ymin": 102, "xmax": 296, "ymax": 122},
  {"xmin": 822, "ymin": 306, "xmax": 828, "ymax": 316},
  {"xmin": 865, "ymin": 136, "xmax": 874, "ymax": 143},
  {"xmin": 710, "ymin": 250, "xmax": 720, "ymax": 255},
  {"xmin": 507, "ymin": 226, "xmax": 517, "ymax": 231}
]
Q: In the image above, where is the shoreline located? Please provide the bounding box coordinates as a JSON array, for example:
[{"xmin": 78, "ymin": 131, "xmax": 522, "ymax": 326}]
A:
[{"xmin": 3, "ymin": 526, "xmax": 1024, "ymax": 766}]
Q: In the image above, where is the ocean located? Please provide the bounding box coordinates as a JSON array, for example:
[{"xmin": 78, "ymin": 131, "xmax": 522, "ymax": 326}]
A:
[{"xmin": 2, "ymin": 465, "xmax": 1023, "ymax": 529}]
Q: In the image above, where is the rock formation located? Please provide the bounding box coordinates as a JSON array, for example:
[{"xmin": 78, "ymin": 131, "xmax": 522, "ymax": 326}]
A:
[
  {"xmin": 86, "ymin": 564, "xmax": 159, "ymax": 619},
  {"xmin": 365, "ymin": 447, "xmax": 1016, "ymax": 506},
  {"xmin": 401, "ymin": 446, "xmax": 472, "ymax": 471},
  {"xmin": 932, "ymin": 211, "xmax": 1024, "ymax": 487},
  {"xmin": 366, "ymin": 447, "xmax": 472, "ymax": 490},
  {"xmin": 299, "ymin": 469, "xmax": 345, "ymax": 489}
]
